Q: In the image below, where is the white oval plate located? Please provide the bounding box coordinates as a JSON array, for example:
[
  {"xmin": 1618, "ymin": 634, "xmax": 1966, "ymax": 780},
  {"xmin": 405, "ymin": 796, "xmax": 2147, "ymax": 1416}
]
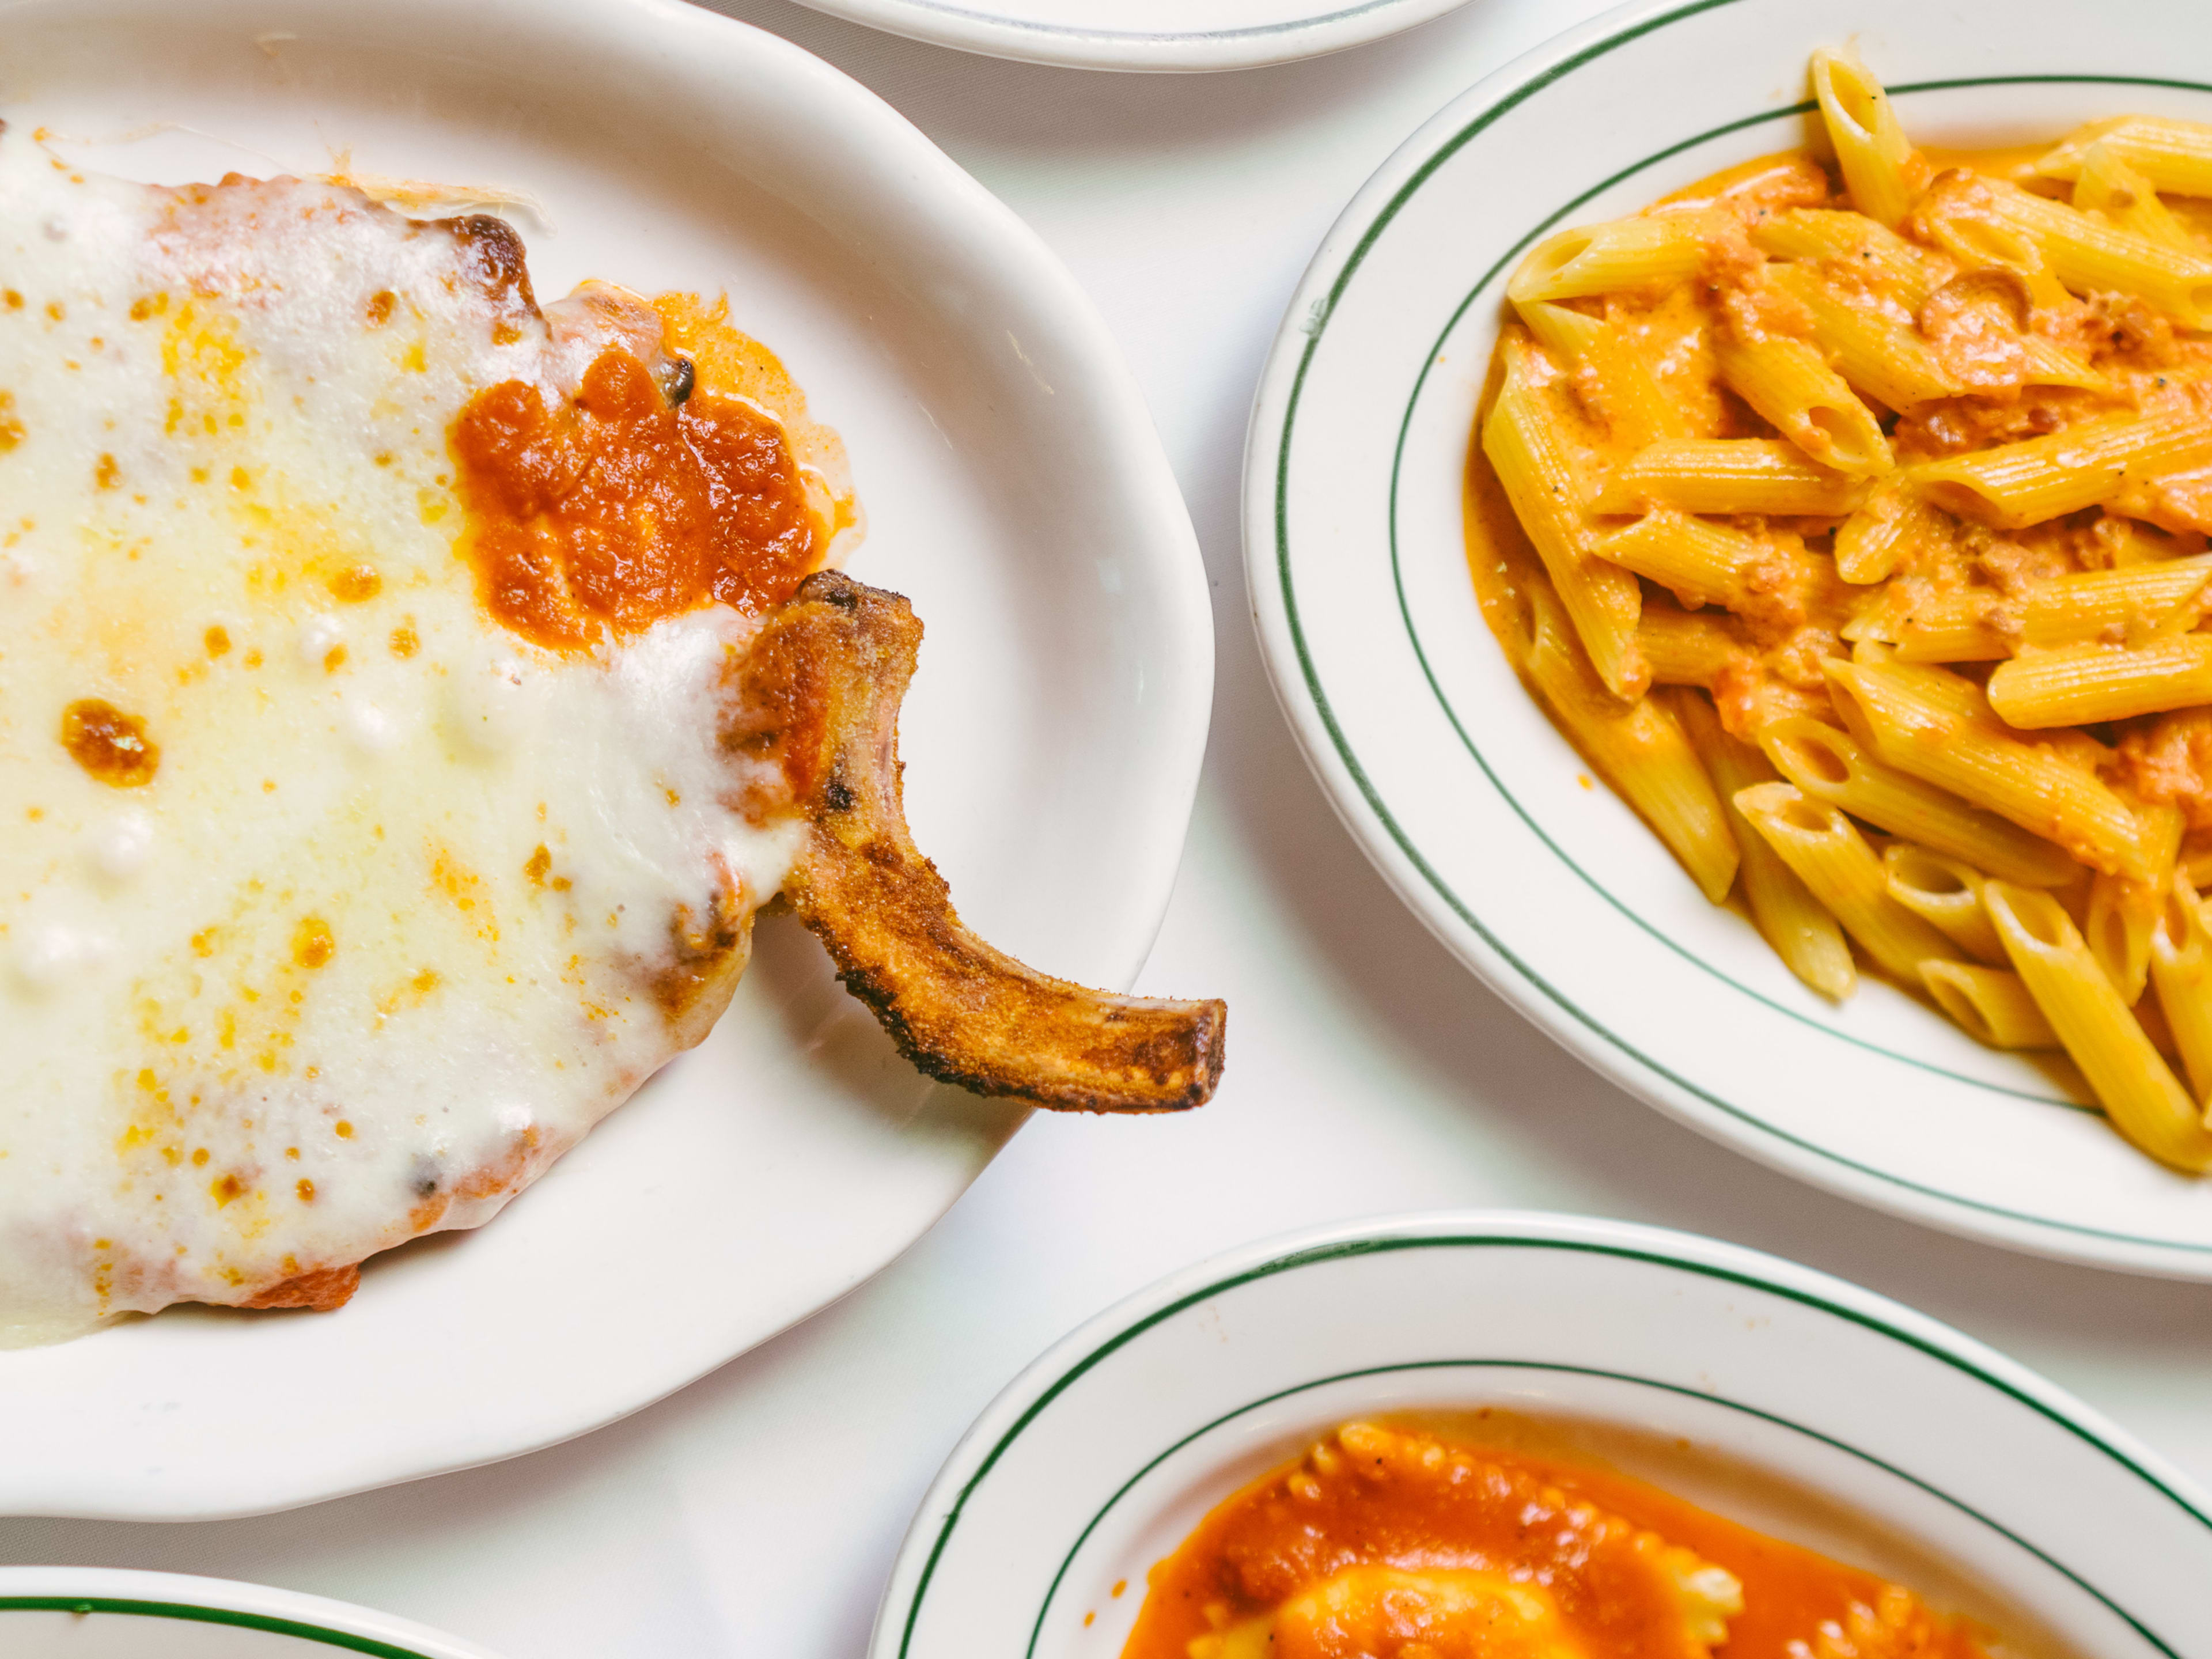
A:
[
  {"xmin": 785, "ymin": 0, "xmax": 1477, "ymax": 73},
  {"xmin": 1245, "ymin": 0, "xmax": 2212, "ymax": 1278},
  {"xmin": 0, "ymin": 1567, "xmax": 507, "ymax": 1658},
  {"xmin": 0, "ymin": 0, "xmax": 1210, "ymax": 1518},
  {"xmin": 874, "ymin": 1212, "xmax": 2212, "ymax": 1659}
]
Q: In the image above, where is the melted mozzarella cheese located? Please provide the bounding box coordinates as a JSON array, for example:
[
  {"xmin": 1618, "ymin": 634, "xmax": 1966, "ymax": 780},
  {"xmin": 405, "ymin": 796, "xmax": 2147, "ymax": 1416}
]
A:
[{"xmin": 0, "ymin": 134, "xmax": 806, "ymax": 1344}]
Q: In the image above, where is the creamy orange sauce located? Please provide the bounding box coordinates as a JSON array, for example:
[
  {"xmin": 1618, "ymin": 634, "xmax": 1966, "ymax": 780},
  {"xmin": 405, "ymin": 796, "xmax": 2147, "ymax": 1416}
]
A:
[
  {"xmin": 450, "ymin": 343, "xmax": 819, "ymax": 650},
  {"xmin": 1122, "ymin": 1422, "xmax": 1991, "ymax": 1659}
]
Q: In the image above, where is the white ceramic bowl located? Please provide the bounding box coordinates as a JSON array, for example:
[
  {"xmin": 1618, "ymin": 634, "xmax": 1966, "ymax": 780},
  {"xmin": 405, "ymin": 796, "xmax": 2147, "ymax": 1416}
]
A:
[
  {"xmin": 873, "ymin": 1212, "xmax": 2212, "ymax": 1659},
  {"xmin": 0, "ymin": 1568, "xmax": 505, "ymax": 1659},
  {"xmin": 0, "ymin": 0, "xmax": 1210, "ymax": 1518},
  {"xmin": 1245, "ymin": 0, "xmax": 2212, "ymax": 1277},
  {"xmin": 785, "ymin": 0, "xmax": 1477, "ymax": 73}
]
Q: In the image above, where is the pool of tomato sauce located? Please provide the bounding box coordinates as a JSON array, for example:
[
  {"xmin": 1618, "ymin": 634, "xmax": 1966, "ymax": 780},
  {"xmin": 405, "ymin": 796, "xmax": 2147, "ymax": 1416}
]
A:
[
  {"xmin": 450, "ymin": 344, "xmax": 819, "ymax": 650},
  {"xmin": 1119, "ymin": 1435, "xmax": 1986, "ymax": 1659}
]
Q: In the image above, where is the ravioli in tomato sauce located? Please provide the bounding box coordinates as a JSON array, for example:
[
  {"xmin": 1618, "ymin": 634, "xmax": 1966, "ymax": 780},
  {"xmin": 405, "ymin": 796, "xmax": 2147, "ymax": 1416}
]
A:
[{"xmin": 1122, "ymin": 1422, "xmax": 1997, "ymax": 1659}]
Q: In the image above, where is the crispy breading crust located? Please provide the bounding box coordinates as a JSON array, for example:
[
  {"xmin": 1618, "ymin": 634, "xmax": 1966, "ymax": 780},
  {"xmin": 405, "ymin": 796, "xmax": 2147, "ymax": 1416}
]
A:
[{"xmin": 728, "ymin": 571, "xmax": 1227, "ymax": 1113}]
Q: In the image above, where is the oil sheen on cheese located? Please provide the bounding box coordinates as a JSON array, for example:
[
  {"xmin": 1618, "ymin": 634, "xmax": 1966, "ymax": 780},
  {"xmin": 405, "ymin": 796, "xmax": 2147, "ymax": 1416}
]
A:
[{"xmin": 0, "ymin": 132, "xmax": 853, "ymax": 1344}]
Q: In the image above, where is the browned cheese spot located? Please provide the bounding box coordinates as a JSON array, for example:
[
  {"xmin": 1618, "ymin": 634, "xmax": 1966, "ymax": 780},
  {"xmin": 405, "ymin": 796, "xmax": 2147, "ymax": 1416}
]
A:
[
  {"xmin": 389, "ymin": 623, "xmax": 419, "ymax": 658},
  {"xmin": 204, "ymin": 624, "xmax": 231, "ymax": 657},
  {"xmin": 291, "ymin": 916, "xmax": 335, "ymax": 969},
  {"xmin": 365, "ymin": 289, "xmax": 397, "ymax": 326},
  {"xmin": 60, "ymin": 698, "xmax": 159, "ymax": 787},
  {"xmin": 328, "ymin": 565, "xmax": 382, "ymax": 603}
]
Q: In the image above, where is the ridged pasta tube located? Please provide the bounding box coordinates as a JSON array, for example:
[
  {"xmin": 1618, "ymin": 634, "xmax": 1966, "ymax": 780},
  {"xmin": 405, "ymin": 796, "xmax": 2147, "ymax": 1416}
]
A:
[
  {"xmin": 1482, "ymin": 334, "xmax": 1646, "ymax": 697},
  {"xmin": 2071, "ymin": 141, "xmax": 2195, "ymax": 251},
  {"xmin": 1507, "ymin": 209, "xmax": 1733, "ymax": 304},
  {"xmin": 1919, "ymin": 960, "xmax": 2061, "ymax": 1050},
  {"xmin": 1833, "ymin": 481, "xmax": 1952, "ymax": 585},
  {"xmin": 1638, "ymin": 604, "xmax": 1746, "ymax": 688},
  {"xmin": 1733, "ymin": 783, "xmax": 1961, "ymax": 982},
  {"xmin": 1676, "ymin": 693, "xmax": 1855, "ymax": 999},
  {"xmin": 1520, "ymin": 586, "xmax": 1738, "ymax": 903},
  {"xmin": 1759, "ymin": 715, "xmax": 2079, "ymax": 887},
  {"xmin": 1824, "ymin": 658, "xmax": 2152, "ymax": 878},
  {"xmin": 2036, "ymin": 115, "xmax": 2212, "ymax": 199},
  {"xmin": 1714, "ymin": 329, "xmax": 1892, "ymax": 477},
  {"xmin": 1810, "ymin": 48, "xmax": 1924, "ymax": 231},
  {"xmin": 1593, "ymin": 438, "xmax": 1865, "ymax": 517},
  {"xmin": 1906, "ymin": 407, "xmax": 2212, "ymax": 529},
  {"xmin": 1984, "ymin": 882, "xmax": 2212, "ymax": 1171},
  {"xmin": 1987, "ymin": 637, "xmax": 2212, "ymax": 728},
  {"xmin": 1883, "ymin": 843, "xmax": 2009, "ymax": 963},
  {"xmin": 1763, "ymin": 262, "xmax": 1957, "ymax": 411},
  {"xmin": 2149, "ymin": 875, "xmax": 2212, "ymax": 1107}
]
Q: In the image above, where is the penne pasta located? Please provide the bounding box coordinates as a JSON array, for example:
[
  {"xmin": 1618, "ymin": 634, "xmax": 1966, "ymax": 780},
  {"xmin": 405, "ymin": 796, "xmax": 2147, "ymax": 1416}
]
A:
[
  {"xmin": 1482, "ymin": 334, "xmax": 1647, "ymax": 696},
  {"xmin": 1515, "ymin": 301, "xmax": 1688, "ymax": 449},
  {"xmin": 1810, "ymin": 47, "xmax": 1925, "ymax": 231},
  {"xmin": 1713, "ymin": 328, "xmax": 1892, "ymax": 477},
  {"xmin": 1824, "ymin": 658, "xmax": 2152, "ymax": 878},
  {"xmin": 1520, "ymin": 586, "xmax": 1738, "ymax": 903},
  {"xmin": 1832, "ymin": 480, "xmax": 1952, "ymax": 585},
  {"xmin": 1893, "ymin": 554, "xmax": 2212, "ymax": 664},
  {"xmin": 1986, "ymin": 635, "xmax": 2212, "ymax": 728},
  {"xmin": 1637, "ymin": 603, "xmax": 1747, "ymax": 687},
  {"xmin": 1750, "ymin": 208, "xmax": 1948, "ymax": 307},
  {"xmin": 1592, "ymin": 438, "xmax": 1865, "ymax": 517},
  {"xmin": 2035, "ymin": 114, "xmax": 2212, "ymax": 203},
  {"xmin": 2070, "ymin": 141, "xmax": 2196, "ymax": 251},
  {"xmin": 1733, "ymin": 782, "xmax": 1961, "ymax": 982},
  {"xmin": 1512, "ymin": 297, "xmax": 1606, "ymax": 358},
  {"xmin": 1759, "ymin": 714, "xmax": 2080, "ymax": 887},
  {"xmin": 1763, "ymin": 262, "xmax": 1957, "ymax": 411},
  {"xmin": 2085, "ymin": 868, "xmax": 2162, "ymax": 1006},
  {"xmin": 1676, "ymin": 692, "xmax": 1855, "ymax": 999},
  {"xmin": 1984, "ymin": 882, "xmax": 2212, "ymax": 1171},
  {"xmin": 1931, "ymin": 175, "xmax": 2212, "ymax": 329},
  {"xmin": 2149, "ymin": 874, "xmax": 2212, "ymax": 1105},
  {"xmin": 1600, "ymin": 509, "xmax": 1765, "ymax": 609},
  {"xmin": 2018, "ymin": 334, "xmax": 2112, "ymax": 393},
  {"xmin": 1919, "ymin": 959, "xmax": 2062, "ymax": 1049},
  {"xmin": 1905, "ymin": 406, "xmax": 2212, "ymax": 529},
  {"xmin": 1883, "ymin": 843, "xmax": 2009, "ymax": 964},
  {"xmin": 1508, "ymin": 209, "xmax": 1732, "ymax": 304},
  {"xmin": 1467, "ymin": 54, "xmax": 2212, "ymax": 1180}
]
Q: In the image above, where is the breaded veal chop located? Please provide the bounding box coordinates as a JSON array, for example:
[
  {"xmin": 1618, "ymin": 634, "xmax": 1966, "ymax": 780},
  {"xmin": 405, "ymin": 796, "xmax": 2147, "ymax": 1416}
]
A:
[{"xmin": 0, "ymin": 130, "xmax": 1223, "ymax": 1345}]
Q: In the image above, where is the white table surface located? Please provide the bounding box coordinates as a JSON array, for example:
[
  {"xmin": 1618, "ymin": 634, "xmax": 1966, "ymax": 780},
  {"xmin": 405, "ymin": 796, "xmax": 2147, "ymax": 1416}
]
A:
[{"xmin": 9, "ymin": 1, "xmax": 2212, "ymax": 1652}]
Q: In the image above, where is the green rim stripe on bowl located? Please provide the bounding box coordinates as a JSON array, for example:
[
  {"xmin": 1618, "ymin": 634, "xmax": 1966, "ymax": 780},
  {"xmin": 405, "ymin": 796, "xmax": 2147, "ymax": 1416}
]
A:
[
  {"xmin": 890, "ymin": 1232, "xmax": 2212, "ymax": 1659},
  {"xmin": 1022, "ymin": 1358, "xmax": 2177, "ymax": 1659},
  {"xmin": 1265, "ymin": 0, "xmax": 2212, "ymax": 1254},
  {"xmin": 0, "ymin": 1597, "xmax": 441, "ymax": 1657}
]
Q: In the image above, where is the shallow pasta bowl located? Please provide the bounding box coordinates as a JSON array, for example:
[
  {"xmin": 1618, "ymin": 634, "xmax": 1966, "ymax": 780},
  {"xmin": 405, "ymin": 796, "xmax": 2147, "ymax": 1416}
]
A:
[
  {"xmin": 873, "ymin": 1211, "xmax": 2212, "ymax": 1659},
  {"xmin": 0, "ymin": 0, "xmax": 1210, "ymax": 1517},
  {"xmin": 1245, "ymin": 0, "xmax": 2212, "ymax": 1276}
]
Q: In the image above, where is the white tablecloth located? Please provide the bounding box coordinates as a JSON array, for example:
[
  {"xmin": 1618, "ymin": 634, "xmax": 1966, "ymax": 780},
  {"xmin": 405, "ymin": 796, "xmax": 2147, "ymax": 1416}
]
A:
[{"xmin": 9, "ymin": 2, "xmax": 2211, "ymax": 1652}]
